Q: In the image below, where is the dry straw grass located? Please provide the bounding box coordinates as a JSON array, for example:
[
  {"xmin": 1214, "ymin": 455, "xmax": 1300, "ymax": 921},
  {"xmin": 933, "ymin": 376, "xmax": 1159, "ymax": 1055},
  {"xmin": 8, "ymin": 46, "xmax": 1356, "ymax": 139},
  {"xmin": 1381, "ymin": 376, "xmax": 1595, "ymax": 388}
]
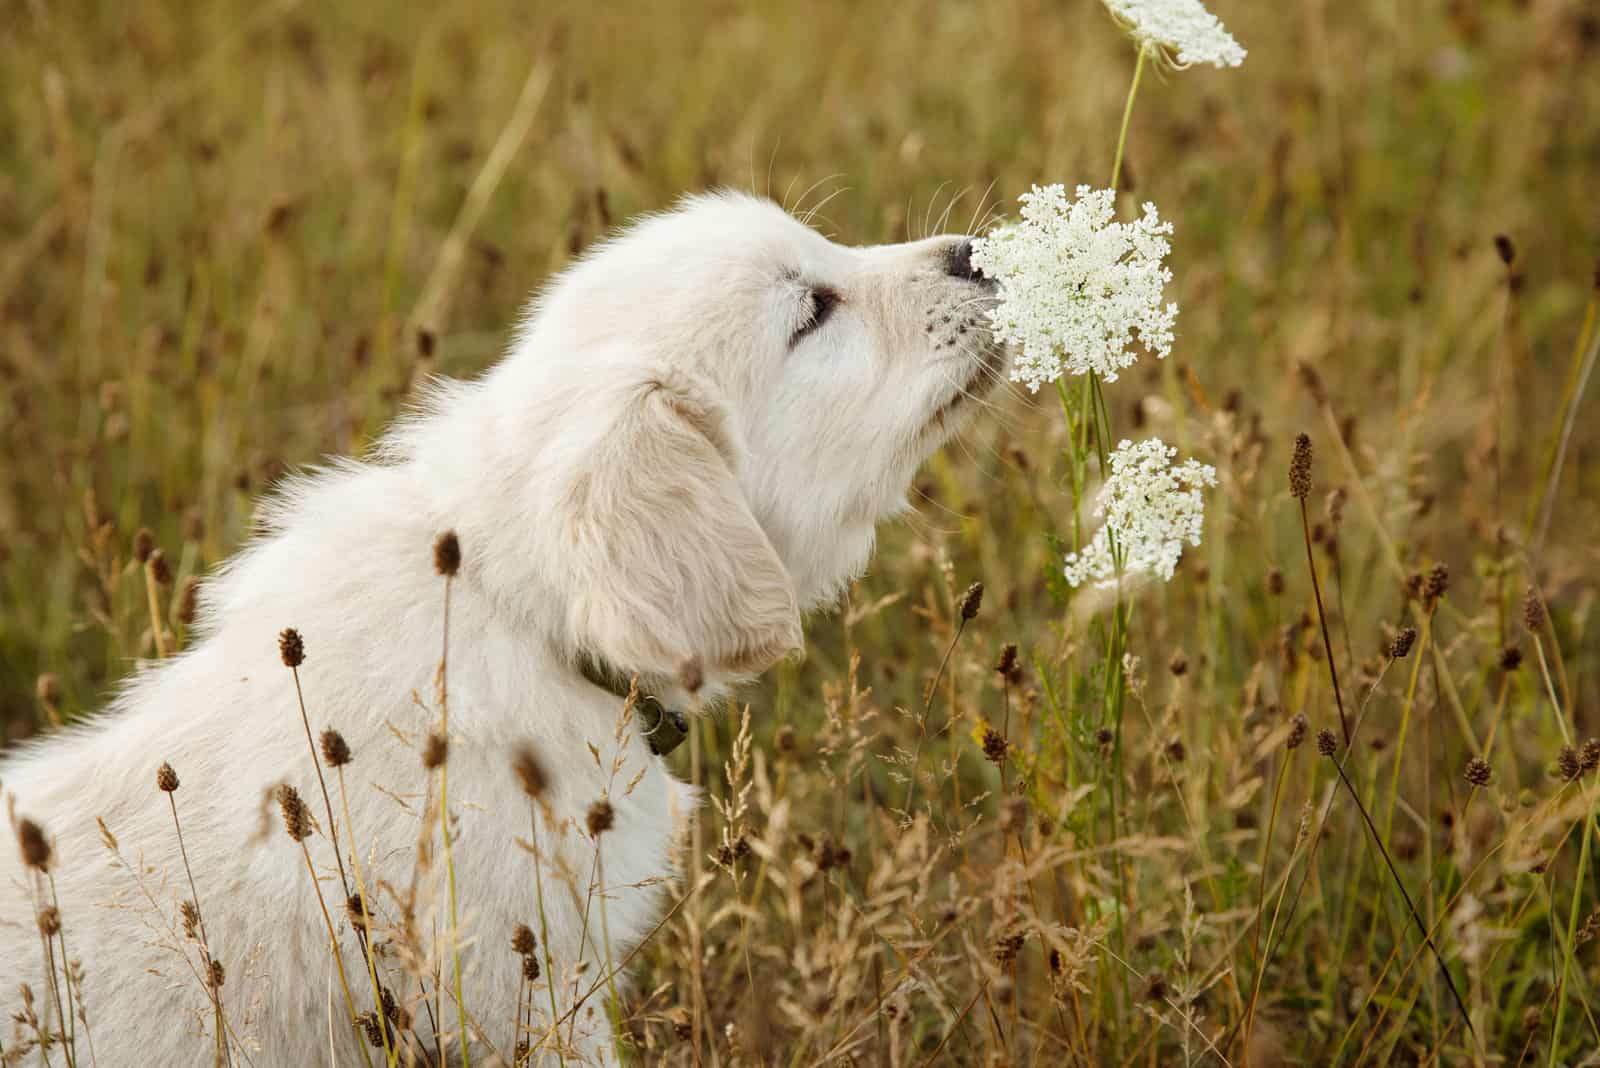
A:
[{"xmin": 4, "ymin": 0, "xmax": 1600, "ymax": 1064}]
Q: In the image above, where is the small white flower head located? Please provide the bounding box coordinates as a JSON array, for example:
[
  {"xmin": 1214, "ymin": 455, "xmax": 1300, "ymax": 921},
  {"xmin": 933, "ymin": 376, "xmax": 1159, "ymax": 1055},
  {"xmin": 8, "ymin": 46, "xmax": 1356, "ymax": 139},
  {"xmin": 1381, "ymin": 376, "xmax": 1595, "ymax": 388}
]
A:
[
  {"xmin": 1103, "ymin": 0, "xmax": 1246, "ymax": 69},
  {"xmin": 970, "ymin": 185, "xmax": 1177, "ymax": 393},
  {"xmin": 1063, "ymin": 438, "xmax": 1216, "ymax": 588}
]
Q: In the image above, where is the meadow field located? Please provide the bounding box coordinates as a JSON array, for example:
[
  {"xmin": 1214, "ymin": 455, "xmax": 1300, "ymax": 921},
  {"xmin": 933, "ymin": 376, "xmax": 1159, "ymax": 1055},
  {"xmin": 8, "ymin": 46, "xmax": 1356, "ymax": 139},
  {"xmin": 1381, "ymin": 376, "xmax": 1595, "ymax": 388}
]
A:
[{"xmin": 3, "ymin": 0, "xmax": 1600, "ymax": 1063}]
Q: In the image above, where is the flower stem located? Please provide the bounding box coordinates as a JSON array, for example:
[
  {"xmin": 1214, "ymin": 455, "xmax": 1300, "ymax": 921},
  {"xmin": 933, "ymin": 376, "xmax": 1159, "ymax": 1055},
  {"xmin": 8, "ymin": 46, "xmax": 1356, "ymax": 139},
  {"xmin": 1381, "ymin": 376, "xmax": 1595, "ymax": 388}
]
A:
[{"xmin": 1110, "ymin": 46, "xmax": 1149, "ymax": 193}]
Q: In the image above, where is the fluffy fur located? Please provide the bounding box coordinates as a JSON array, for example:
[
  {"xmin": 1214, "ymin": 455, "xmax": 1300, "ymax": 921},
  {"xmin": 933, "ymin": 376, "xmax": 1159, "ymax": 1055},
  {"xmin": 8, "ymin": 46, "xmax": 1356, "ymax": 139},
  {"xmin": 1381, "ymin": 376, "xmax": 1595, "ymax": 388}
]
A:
[{"xmin": 0, "ymin": 191, "xmax": 1001, "ymax": 1065}]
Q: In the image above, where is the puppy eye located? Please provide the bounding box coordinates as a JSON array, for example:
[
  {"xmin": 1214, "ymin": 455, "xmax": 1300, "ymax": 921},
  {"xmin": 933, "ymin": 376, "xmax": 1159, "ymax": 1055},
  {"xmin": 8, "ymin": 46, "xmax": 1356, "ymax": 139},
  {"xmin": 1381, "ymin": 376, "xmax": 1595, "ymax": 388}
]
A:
[{"xmin": 791, "ymin": 285, "xmax": 841, "ymax": 347}]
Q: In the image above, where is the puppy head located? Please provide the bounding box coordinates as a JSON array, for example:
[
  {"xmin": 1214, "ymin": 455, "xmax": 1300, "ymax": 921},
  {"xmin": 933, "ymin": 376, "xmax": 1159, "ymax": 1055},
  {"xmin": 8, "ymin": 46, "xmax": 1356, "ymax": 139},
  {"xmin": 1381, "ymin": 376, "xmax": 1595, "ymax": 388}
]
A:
[{"xmin": 499, "ymin": 192, "xmax": 1002, "ymax": 687}]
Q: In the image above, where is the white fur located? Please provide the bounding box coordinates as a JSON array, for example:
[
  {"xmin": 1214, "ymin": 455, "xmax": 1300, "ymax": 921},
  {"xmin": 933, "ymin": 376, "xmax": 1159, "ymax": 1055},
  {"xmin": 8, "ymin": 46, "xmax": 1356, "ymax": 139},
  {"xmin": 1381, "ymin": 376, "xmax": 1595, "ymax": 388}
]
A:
[{"xmin": 0, "ymin": 192, "xmax": 999, "ymax": 1065}]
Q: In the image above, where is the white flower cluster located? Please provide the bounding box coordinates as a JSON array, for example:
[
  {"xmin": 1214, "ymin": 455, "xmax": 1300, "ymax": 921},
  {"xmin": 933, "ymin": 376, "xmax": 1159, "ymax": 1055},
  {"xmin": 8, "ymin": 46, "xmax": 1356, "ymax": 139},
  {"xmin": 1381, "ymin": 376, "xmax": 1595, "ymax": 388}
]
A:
[
  {"xmin": 970, "ymin": 184, "xmax": 1176, "ymax": 393},
  {"xmin": 1063, "ymin": 438, "xmax": 1216, "ymax": 588},
  {"xmin": 1103, "ymin": 0, "xmax": 1246, "ymax": 69}
]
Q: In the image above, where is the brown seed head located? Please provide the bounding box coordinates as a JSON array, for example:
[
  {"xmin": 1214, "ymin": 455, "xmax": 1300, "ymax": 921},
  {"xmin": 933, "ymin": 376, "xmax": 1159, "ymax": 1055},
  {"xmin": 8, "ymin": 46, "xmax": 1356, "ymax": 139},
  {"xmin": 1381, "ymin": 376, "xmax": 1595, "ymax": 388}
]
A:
[
  {"xmin": 995, "ymin": 643, "xmax": 1019, "ymax": 680},
  {"xmin": 432, "ymin": 530, "xmax": 461, "ymax": 577},
  {"xmin": 1286, "ymin": 713, "xmax": 1308, "ymax": 750},
  {"xmin": 1289, "ymin": 434, "xmax": 1313, "ymax": 499},
  {"xmin": 1499, "ymin": 644, "xmax": 1523, "ymax": 672},
  {"xmin": 1494, "ymin": 233, "xmax": 1516, "ymax": 266},
  {"xmin": 1582, "ymin": 738, "xmax": 1600, "ymax": 774},
  {"xmin": 586, "ymin": 798, "xmax": 615, "ymax": 837},
  {"xmin": 1558, "ymin": 746, "xmax": 1582, "ymax": 783},
  {"xmin": 774, "ymin": 724, "xmax": 797, "ymax": 756},
  {"xmin": 511, "ymin": 743, "xmax": 549, "ymax": 798},
  {"xmin": 1266, "ymin": 567, "xmax": 1285, "ymax": 596},
  {"xmin": 181, "ymin": 900, "xmax": 201, "ymax": 939},
  {"xmin": 957, "ymin": 581, "xmax": 984, "ymax": 621},
  {"xmin": 1315, "ymin": 729, "xmax": 1338, "ymax": 757},
  {"xmin": 157, "ymin": 762, "xmax": 180, "ymax": 792},
  {"xmin": 422, "ymin": 732, "xmax": 448, "ymax": 769},
  {"xmin": 511, "ymin": 923, "xmax": 537, "ymax": 956},
  {"xmin": 36, "ymin": 907, "xmax": 61, "ymax": 936},
  {"xmin": 345, "ymin": 893, "xmax": 369, "ymax": 932},
  {"xmin": 208, "ymin": 959, "xmax": 226, "ymax": 989},
  {"xmin": 1424, "ymin": 563, "xmax": 1449, "ymax": 606},
  {"xmin": 358, "ymin": 1012, "xmax": 384, "ymax": 1048},
  {"xmin": 278, "ymin": 628, "xmax": 305, "ymax": 668},
  {"xmin": 176, "ymin": 576, "xmax": 200, "ymax": 625},
  {"xmin": 17, "ymin": 818, "xmax": 51, "ymax": 870},
  {"xmin": 981, "ymin": 728, "xmax": 1009, "ymax": 765},
  {"xmin": 1464, "ymin": 757, "xmax": 1492, "ymax": 788},
  {"xmin": 1523, "ymin": 587, "xmax": 1546, "ymax": 633},
  {"xmin": 133, "ymin": 527, "xmax": 156, "ymax": 564},
  {"xmin": 277, "ymin": 783, "xmax": 311, "ymax": 841},
  {"xmin": 1388, "ymin": 626, "xmax": 1417, "ymax": 659},
  {"xmin": 319, "ymin": 729, "xmax": 352, "ymax": 768},
  {"xmin": 148, "ymin": 548, "xmax": 173, "ymax": 586},
  {"xmin": 1168, "ymin": 651, "xmax": 1188, "ymax": 677},
  {"xmin": 522, "ymin": 955, "xmax": 542, "ymax": 982},
  {"xmin": 416, "ymin": 328, "xmax": 436, "ymax": 359}
]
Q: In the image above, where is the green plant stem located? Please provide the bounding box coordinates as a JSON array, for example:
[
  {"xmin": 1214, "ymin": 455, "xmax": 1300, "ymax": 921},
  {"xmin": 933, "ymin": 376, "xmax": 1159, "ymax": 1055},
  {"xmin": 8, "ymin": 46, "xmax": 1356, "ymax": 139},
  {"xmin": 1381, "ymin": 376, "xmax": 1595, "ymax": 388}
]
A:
[
  {"xmin": 1110, "ymin": 46, "xmax": 1148, "ymax": 194},
  {"xmin": 1550, "ymin": 782, "xmax": 1596, "ymax": 1067}
]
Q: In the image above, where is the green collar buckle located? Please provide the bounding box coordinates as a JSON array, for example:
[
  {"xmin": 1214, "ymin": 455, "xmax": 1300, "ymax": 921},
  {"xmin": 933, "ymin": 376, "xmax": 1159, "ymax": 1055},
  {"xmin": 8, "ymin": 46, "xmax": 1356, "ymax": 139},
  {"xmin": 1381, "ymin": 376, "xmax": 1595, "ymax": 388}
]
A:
[{"xmin": 576, "ymin": 651, "xmax": 690, "ymax": 757}]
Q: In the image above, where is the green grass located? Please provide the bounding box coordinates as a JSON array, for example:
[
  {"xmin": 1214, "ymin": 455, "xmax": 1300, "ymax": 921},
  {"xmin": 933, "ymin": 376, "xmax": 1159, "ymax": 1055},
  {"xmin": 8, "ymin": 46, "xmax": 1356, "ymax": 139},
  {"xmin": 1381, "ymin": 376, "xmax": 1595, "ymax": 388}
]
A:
[{"xmin": 3, "ymin": 0, "xmax": 1599, "ymax": 1063}]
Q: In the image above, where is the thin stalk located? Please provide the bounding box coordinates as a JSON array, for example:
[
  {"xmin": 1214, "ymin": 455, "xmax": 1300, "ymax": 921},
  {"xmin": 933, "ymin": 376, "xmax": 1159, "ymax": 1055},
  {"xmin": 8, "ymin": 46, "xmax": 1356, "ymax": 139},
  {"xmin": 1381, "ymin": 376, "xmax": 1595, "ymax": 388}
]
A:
[
  {"xmin": 435, "ymin": 571, "xmax": 470, "ymax": 1068},
  {"xmin": 1550, "ymin": 782, "xmax": 1596, "ymax": 1067},
  {"xmin": 297, "ymin": 840, "xmax": 375, "ymax": 1068},
  {"xmin": 336, "ymin": 768, "xmax": 396, "ymax": 1067},
  {"xmin": 166, "ymin": 792, "xmax": 232, "ymax": 1068},
  {"xmin": 1109, "ymin": 46, "xmax": 1148, "ymax": 194},
  {"xmin": 1531, "ymin": 635, "xmax": 1570, "ymax": 745},
  {"xmin": 289, "ymin": 664, "xmax": 351, "ymax": 898},
  {"xmin": 143, "ymin": 559, "xmax": 169, "ymax": 659},
  {"xmin": 527, "ymin": 817, "xmax": 565, "ymax": 1068},
  {"xmin": 1300, "ymin": 499, "xmax": 1350, "ymax": 746}
]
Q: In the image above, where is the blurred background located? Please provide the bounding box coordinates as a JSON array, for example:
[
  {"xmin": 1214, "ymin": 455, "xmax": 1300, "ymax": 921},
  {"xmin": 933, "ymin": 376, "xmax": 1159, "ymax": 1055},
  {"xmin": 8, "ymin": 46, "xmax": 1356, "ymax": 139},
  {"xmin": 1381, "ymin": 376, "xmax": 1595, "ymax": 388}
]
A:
[{"xmin": 3, "ymin": 0, "xmax": 1599, "ymax": 1062}]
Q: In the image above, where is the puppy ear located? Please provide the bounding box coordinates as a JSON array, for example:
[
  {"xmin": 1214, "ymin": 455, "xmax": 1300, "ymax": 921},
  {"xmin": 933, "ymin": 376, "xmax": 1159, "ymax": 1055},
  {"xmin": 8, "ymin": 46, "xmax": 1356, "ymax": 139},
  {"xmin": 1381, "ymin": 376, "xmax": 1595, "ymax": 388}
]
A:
[{"xmin": 564, "ymin": 370, "xmax": 802, "ymax": 681}]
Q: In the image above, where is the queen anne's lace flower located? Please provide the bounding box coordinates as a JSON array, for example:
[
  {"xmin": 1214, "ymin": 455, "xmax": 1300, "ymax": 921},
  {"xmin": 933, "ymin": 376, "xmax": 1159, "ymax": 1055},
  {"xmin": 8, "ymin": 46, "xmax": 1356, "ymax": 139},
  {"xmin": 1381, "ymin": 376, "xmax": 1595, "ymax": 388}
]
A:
[
  {"xmin": 1104, "ymin": 0, "xmax": 1246, "ymax": 69},
  {"xmin": 970, "ymin": 185, "xmax": 1176, "ymax": 393},
  {"xmin": 1064, "ymin": 438, "xmax": 1216, "ymax": 588}
]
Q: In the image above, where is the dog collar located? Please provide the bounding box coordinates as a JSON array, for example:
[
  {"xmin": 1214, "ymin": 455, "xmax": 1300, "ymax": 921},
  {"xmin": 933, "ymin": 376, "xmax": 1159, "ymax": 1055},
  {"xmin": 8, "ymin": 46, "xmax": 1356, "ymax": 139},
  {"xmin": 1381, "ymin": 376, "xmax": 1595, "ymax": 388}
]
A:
[{"xmin": 576, "ymin": 651, "xmax": 690, "ymax": 757}]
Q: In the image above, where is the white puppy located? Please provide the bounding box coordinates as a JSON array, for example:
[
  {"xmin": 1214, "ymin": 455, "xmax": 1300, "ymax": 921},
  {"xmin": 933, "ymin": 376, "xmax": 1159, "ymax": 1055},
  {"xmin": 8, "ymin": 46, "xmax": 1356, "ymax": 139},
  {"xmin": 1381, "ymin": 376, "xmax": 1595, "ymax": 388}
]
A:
[{"xmin": 0, "ymin": 191, "xmax": 1000, "ymax": 1065}]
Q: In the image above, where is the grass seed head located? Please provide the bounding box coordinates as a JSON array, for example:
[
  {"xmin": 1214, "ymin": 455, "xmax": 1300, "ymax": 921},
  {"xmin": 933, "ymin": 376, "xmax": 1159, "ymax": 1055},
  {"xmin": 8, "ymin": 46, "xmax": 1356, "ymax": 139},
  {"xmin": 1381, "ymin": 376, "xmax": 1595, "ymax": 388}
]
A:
[
  {"xmin": 1523, "ymin": 587, "xmax": 1546, "ymax": 633},
  {"xmin": 277, "ymin": 783, "xmax": 311, "ymax": 841},
  {"xmin": 1424, "ymin": 563, "xmax": 1449, "ymax": 607},
  {"xmin": 958, "ymin": 581, "xmax": 984, "ymax": 621},
  {"xmin": 345, "ymin": 893, "xmax": 369, "ymax": 931},
  {"xmin": 1558, "ymin": 745, "xmax": 1581, "ymax": 782},
  {"xmin": 148, "ymin": 547, "xmax": 173, "ymax": 586},
  {"xmin": 319, "ymin": 729, "xmax": 352, "ymax": 768},
  {"xmin": 133, "ymin": 527, "xmax": 155, "ymax": 564},
  {"xmin": 1388, "ymin": 626, "xmax": 1417, "ymax": 659},
  {"xmin": 176, "ymin": 576, "xmax": 200, "ymax": 625},
  {"xmin": 1464, "ymin": 757, "xmax": 1493, "ymax": 788},
  {"xmin": 208, "ymin": 959, "xmax": 226, "ymax": 989},
  {"xmin": 586, "ymin": 798, "xmax": 615, "ymax": 837},
  {"xmin": 522, "ymin": 954, "xmax": 542, "ymax": 982},
  {"xmin": 1289, "ymin": 433, "xmax": 1313, "ymax": 499},
  {"xmin": 157, "ymin": 762, "xmax": 180, "ymax": 792},
  {"xmin": 512, "ymin": 923, "xmax": 537, "ymax": 956},
  {"xmin": 17, "ymin": 818, "xmax": 52, "ymax": 870},
  {"xmin": 1315, "ymin": 728, "xmax": 1337, "ymax": 756},
  {"xmin": 981, "ymin": 728, "xmax": 1009, "ymax": 765},
  {"xmin": 1494, "ymin": 233, "xmax": 1516, "ymax": 265},
  {"xmin": 36, "ymin": 906, "xmax": 60, "ymax": 936},
  {"xmin": 433, "ymin": 530, "xmax": 461, "ymax": 577},
  {"xmin": 278, "ymin": 627, "xmax": 305, "ymax": 668},
  {"xmin": 511, "ymin": 743, "xmax": 549, "ymax": 798},
  {"xmin": 1582, "ymin": 738, "xmax": 1600, "ymax": 774},
  {"xmin": 422, "ymin": 731, "xmax": 448, "ymax": 769},
  {"xmin": 1286, "ymin": 713, "xmax": 1308, "ymax": 750},
  {"xmin": 1499, "ymin": 643, "xmax": 1522, "ymax": 672},
  {"xmin": 181, "ymin": 900, "xmax": 201, "ymax": 939}
]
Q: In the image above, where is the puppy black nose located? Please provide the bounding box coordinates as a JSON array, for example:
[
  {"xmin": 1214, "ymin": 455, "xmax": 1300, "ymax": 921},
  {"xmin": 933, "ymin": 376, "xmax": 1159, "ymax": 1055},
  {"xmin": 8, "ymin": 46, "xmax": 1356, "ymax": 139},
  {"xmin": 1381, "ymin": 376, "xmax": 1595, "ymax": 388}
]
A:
[{"xmin": 946, "ymin": 238, "xmax": 986, "ymax": 283}]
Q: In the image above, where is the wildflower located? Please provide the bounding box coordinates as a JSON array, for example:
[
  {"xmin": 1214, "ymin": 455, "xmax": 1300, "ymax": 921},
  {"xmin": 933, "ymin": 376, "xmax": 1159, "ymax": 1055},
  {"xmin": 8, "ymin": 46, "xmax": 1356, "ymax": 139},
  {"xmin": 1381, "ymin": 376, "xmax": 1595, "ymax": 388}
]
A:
[
  {"xmin": 1063, "ymin": 438, "xmax": 1216, "ymax": 588},
  {"xmin": 1102, "ymin": 0, "xmax": 1246, "ymax": 68},
  {"xmin": 970, "ymin": 184, "xmax": 1176, "ymax": 391}
]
